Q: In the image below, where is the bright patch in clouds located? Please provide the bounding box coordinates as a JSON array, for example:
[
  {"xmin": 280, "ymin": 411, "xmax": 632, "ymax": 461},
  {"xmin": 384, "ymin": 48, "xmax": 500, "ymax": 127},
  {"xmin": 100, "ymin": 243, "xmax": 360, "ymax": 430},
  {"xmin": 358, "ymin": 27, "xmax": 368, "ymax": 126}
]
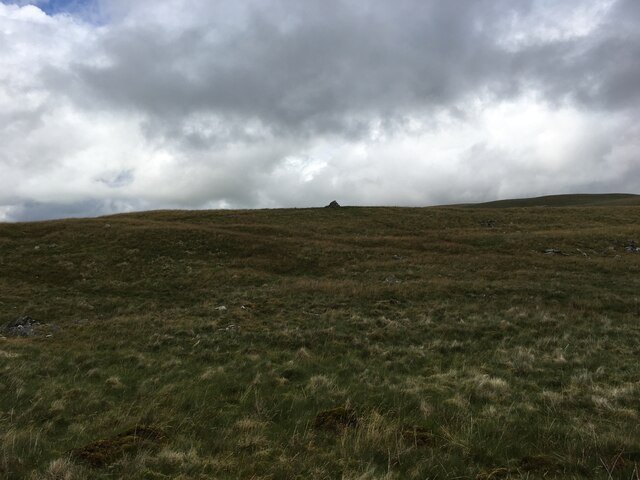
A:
[{"xmin": 1, "ymin": 0, "xmax": 639, "ymax": 220}]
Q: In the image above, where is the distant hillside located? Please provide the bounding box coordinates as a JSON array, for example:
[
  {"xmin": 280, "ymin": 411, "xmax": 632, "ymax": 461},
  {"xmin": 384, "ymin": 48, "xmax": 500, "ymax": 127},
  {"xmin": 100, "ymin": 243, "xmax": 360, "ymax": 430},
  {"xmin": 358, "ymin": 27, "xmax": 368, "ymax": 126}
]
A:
[{"xmin": 459, "ymin": 193, "xmax": 640, "ymax": 208}]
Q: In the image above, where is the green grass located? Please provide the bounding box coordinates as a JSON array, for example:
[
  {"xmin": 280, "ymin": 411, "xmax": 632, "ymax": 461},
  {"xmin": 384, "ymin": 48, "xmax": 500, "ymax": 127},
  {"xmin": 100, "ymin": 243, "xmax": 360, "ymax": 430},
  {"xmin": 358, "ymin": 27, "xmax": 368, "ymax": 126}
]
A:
[{"xmin": 1, "ymin": 205, "xmax": 640, "ymax": 479}]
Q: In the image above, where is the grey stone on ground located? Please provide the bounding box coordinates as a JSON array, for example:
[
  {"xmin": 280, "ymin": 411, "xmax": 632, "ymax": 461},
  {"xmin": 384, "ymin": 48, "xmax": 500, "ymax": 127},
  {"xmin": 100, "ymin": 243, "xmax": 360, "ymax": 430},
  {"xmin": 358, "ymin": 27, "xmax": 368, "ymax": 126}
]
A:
[
  {"xmin": 544, "ymin": 249, "xmax": 569, "ymax": 256},
  {"xmin": 479, "ymin": 219, "xmax": 497, "ymax": 228},
  {"xmin": 325, "ymin": 200, "xmax": 341, "ymax": 208},
  {"xmin": 625, "ymin": 240, "xmax": 640, "ymax": 253},
  {"xmin": 4, "ymin": 315, "xmax": 38, "ymax": 337}
]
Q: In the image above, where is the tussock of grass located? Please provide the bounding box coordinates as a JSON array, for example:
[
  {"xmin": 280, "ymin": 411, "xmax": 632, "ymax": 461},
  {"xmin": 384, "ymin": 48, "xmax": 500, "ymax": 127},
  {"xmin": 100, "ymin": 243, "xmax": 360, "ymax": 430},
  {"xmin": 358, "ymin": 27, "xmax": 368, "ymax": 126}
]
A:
[
  {"xmin": 68, "ymin": 426, "xmax": 166, "ymax": 468},
  {"xmin": 1, "ymin": 205, "xmax": 640, "ymax": 478}
]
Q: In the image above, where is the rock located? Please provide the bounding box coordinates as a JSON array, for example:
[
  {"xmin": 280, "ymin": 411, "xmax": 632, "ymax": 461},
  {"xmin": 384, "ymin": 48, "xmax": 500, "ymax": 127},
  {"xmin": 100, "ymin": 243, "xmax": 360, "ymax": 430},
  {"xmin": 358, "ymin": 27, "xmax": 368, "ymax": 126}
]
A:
[
  {"xmin": 479, "ymin": 219, "xmax": 497, "ymax": 228},
  {"xmin": 384, "ymin": 275, "xmax": 401, "ymax": 284},
  {"xmin": 624, "ymin": 239, "xmax": 640, "ymax": 253},
  {"xmin": 325, "ymin": 200, "xmax": 341, "ymax": 208},
  {"xmin": 4, "ymin": 315, "xmax": 38, "ymax": 337},
  {"xmin": 220, "ymin": 324, "xmax": 238, "ymax": 332},
  {"xmin": 544, "ymin": 249, "xmax": 569, "ymax": 256},
  {"xmin": 215, "ymin": 305, "xmax": 227, "ymax": 311}
]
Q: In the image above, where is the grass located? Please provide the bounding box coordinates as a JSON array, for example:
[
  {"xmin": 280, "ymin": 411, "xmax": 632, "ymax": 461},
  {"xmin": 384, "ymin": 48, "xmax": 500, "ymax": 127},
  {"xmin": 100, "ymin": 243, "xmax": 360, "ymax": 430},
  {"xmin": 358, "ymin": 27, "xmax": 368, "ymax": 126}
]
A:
[{"xmin": 1, "ymin": 204, "xmax": 640, "ymax": 478}]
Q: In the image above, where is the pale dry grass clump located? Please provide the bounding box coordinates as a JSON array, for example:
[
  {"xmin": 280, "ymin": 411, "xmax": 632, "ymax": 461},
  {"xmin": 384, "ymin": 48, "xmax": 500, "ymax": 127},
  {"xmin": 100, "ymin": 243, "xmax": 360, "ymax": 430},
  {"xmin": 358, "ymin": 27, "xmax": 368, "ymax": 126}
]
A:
[
  {"xmin": 49, "ymin": 399, "xmax": 66, "ymax": 414},
  {"xmin": 445, "ymin": 393, "xmax": 471, "ymax": 409},
  {"xmin": 350, "ymin": 411, "xmax": 396, "ymax": 450},
  {"xmin": 551, "ymin": 347, "xmax": 567, "ymax": 364},
  {"xmin": 234, "ymin": 417, "xmax": 268, "ymax": 431},
  {"xmin": 590, "ymin": 395, "xmax": 614, "ymax": 411},
  {"xmin": 540, "ymin": 390, "xmax": 564, "ymax": 409},
  {"xmin": 105, "ymin": 376, "xmax": 124, "ymax": 389},
  {"xmin": 0, "ymin": 349, "xmax": 20, "ymax": 358},
  {"xmin": 473, "ymin": 374, "xmax": 509, "ymax": 391},
  {"xmin": 506, "ymin": 346, "xmax": 537, "ymax": 372},
  {"xmin": 342, "ymin": 465, "xmax": 399, "ymax": 480},
  {"xmin": 295, "ymin": 346, "xmax": 312, "ymax": 359},
  {"xmin": 156, "ymin": 447, "xmax": 201, "ymax": 468},
  {"xmin": 200, "ymin": 366, "xmax": 225, "ymax": 380},
  {"xmin": 85, "ymin": 368, "xmax": 103, "ymax": 379},
  {"xmin": 306, "ymin": 375, "xmax": 336, "ymax": 394},
  {"xmin": 471, "ymin": 374, "xmax": 509, "ymax": 401},
  {"xmin": 30, "ymin": 458, "xmax": 87, "ymax": 480}
]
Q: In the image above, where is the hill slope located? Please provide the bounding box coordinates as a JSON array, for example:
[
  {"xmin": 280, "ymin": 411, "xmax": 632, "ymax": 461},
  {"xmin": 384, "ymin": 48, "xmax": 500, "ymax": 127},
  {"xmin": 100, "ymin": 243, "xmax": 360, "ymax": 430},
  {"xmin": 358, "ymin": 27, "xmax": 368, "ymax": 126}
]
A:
[
  {"xmin": 1, "ymin": 206, "xmax": 640, "ymax": 479},
  {"xmin": 459, "ymin": 192, "xmax": 640, "ymax": 208}
]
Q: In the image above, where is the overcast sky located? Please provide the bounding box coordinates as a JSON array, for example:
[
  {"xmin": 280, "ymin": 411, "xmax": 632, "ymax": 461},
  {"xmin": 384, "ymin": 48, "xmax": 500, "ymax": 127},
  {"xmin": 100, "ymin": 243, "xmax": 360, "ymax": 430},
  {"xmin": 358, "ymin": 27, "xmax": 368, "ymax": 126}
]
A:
[{"xmin": 1, "ymin": 0, "xmax": 639, "ymax": 221}]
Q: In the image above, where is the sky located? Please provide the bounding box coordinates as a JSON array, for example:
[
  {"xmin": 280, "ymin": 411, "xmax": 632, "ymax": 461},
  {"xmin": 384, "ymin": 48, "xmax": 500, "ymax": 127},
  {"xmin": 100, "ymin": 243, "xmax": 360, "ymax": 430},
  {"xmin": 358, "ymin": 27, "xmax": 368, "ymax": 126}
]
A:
[{"xmin": 1, "ymin": 0, "xmax": 639, "ymax": 221}]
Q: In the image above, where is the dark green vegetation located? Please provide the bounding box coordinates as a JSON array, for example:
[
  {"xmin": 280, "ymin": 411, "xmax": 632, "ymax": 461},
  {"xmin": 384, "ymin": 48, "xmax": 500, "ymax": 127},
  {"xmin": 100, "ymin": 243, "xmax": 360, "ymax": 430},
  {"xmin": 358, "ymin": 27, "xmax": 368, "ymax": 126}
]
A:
[
  {"xmin": 459, "ymin": 193, "xmax": 640, "ymax": 208},
  {"xmin": 1, "ymin": 204, "xmax": 640, "ymax": 479}
]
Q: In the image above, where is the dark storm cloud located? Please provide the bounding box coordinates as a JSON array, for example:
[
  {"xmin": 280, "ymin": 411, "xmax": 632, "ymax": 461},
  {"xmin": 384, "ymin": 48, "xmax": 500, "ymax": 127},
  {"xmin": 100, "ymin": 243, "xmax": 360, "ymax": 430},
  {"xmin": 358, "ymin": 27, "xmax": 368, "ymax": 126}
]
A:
[
  {"xmin": 60, "ymin": 1, "xmax": 514, "ymax": 141},
  {"xmin": 52, "ymin": 0, "xmax": 639, "ymax": 146},
  {"xmin": 509, "ymin": 10, "xmax": 640, "ymax": 111}
]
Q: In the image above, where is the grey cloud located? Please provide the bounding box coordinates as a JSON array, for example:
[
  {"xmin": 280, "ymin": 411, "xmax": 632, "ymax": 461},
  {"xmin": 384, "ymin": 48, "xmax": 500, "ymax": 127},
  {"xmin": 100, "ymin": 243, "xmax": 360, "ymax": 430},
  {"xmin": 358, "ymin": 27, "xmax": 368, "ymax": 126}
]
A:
[
  {"xmin": 58, "ymin": 1, "xmax": 637, "ymax": 138},
  {"xmin": 96, "ymin": 169, "xmax": 135, "ymax": 188},
  {"xmin": 60, "ymin": 0, "xmax": 518, "ymax": 141}
]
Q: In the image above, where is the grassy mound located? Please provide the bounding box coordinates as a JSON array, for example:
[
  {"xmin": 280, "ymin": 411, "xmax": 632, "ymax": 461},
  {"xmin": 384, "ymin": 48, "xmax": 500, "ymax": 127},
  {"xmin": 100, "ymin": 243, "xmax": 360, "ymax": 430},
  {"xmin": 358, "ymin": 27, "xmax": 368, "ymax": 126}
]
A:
[{"xmin": 459, "ymin": 193, "xmax": 640, "ymax": 208}]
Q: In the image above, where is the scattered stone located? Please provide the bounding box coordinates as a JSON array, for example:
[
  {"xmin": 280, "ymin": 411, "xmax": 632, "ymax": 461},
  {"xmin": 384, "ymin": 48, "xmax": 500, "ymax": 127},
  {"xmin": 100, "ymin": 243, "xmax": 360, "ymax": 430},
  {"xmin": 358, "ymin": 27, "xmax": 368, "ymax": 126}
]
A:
[
  {"xmin": 384, "ymin": 275, "xmax": 401, "ymax": 284},
  {"xmin": 392, "ymin": 254, "xmax": 403, "ymax": 261},
  {"xmin": 325, "ymin": 200, "xmax": 341, "ymax": 208},
  {"xmin": 624, "ymin": 239, "xmax": 640, "ymax": 253},
  {"xmin": 69, "ymin": 426, "xmax": 166, "ymax": 468},
  {"xmin": 215, "ymin": 305, "xmax": 227, "ymax": 311},
  {"xmin": 479, "ymin": 219, "xmax": 497, "ymax": 228},
  {"xmin": 544, "ymin": 249, "xmax": 569, "ymax": 256},
  {"xmin": 3, "ymin": 315, "xmax": 38, "ymax": 337},
  {"xmin": 219, "ymin": 324, "xmax": 238, "ymax": 332},
  {"xmin": 313, "ymin": 407, "xmax": 358, "ymax": 431}
]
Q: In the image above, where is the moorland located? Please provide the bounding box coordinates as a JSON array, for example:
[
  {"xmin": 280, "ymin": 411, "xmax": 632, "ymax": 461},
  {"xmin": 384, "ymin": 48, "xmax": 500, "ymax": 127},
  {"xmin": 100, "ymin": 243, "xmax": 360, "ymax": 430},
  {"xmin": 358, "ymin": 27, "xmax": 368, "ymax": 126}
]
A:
[{"xmin": 1, "ymin": 194, "xmax": 640, "ymax": 479}]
